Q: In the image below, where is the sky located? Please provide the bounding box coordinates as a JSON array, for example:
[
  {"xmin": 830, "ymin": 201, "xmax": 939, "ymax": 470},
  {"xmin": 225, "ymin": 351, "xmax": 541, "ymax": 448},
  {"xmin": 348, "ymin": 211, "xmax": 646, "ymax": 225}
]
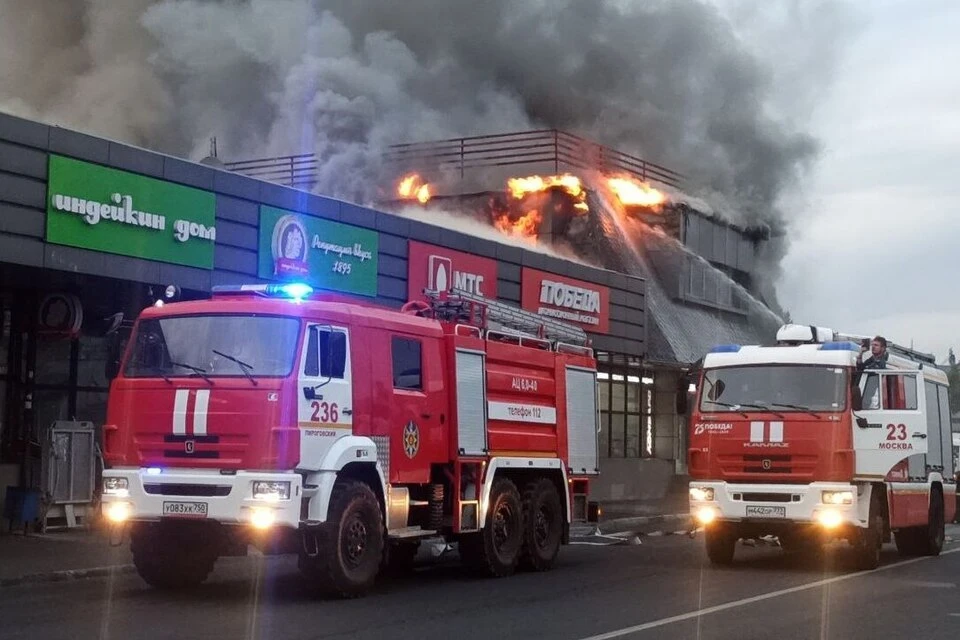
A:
[{"xmin": 718, "ymin": 0, "xmax": 960, "ymax": 362}]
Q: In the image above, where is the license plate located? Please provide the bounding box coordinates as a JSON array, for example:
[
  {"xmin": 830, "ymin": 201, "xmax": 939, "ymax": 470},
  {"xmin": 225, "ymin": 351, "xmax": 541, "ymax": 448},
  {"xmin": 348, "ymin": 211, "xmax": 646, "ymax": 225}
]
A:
[
  {"xmin": 746, "ymin": 505, "xmax": 786, "ymax": 518},
  {"xmin": 162, "ymin": 501, "xmax": 208, "ymax": 518}
]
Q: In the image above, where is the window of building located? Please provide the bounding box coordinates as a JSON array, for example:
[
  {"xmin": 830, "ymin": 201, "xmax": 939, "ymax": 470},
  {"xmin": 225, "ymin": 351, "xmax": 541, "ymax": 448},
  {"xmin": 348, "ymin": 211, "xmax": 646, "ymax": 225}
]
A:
[
  {"xmin": 392, "ymin": 337, "xmax": 422, "ymax": 390},
  {"xmin": 597, "ymin": 363, "xmax": 654, "ymax": 459}
]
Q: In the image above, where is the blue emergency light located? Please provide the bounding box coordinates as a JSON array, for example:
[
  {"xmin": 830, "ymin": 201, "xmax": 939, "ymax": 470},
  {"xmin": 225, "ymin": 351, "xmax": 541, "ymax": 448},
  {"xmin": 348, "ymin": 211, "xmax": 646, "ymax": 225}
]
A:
[
  {"xmin": 710, "ymin": 344, "xmax": 742, "ymax": 353},
  {"xmin": 212, "ymin": 282, "xmax": 315, "ymax": 302},
  {"xmin": 818, "ymin": 341, "xmax": 859, "ymax": 351}
]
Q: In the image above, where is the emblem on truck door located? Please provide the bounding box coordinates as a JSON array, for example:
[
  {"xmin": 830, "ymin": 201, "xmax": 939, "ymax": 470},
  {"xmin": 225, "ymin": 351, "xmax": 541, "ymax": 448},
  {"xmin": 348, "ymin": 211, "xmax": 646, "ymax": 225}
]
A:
[{"xmin": 403, "ymin": 421, "xmax": 420, "ymax": 458}]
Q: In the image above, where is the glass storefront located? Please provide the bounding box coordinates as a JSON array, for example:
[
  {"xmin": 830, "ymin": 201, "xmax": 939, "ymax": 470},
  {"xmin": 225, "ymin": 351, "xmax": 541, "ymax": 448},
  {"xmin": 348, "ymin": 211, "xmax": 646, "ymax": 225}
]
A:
[{"xmin": 596, "ymin": 353, "xmax": 656, "ymax": 459}]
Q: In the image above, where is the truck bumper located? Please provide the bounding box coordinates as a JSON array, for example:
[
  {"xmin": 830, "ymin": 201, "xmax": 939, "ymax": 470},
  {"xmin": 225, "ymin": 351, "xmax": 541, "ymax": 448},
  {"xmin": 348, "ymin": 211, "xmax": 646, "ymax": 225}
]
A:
[
  {"xmin": 100, "ymin": 467, "xmax": 302, "ymax": 531},
  {"xmin": 689, "ymin": 481, "xmax": 865, "ymax": 531}
]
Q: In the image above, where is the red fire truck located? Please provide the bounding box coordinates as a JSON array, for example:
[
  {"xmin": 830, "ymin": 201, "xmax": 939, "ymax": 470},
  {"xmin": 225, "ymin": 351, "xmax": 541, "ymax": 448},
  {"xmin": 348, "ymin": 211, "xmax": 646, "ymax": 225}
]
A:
[
  {"xmin": 686, "ymin": 324, "xmax": 955, "ymax": 569},
  {"xmin": 100, "ymin": 283, "xmax": 601, "ymax": 596}
]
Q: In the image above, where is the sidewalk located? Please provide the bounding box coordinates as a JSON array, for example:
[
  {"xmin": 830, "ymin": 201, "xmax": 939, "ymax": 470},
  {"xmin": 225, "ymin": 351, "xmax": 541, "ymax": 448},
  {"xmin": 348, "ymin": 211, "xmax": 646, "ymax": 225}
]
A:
[{"xmin": 0, "ymin": 529, "xmax": 135, "ymax": 587}]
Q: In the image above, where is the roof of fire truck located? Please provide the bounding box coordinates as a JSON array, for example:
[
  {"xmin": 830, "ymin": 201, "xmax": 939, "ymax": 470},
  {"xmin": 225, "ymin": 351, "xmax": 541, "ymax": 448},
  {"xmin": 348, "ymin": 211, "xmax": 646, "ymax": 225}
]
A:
[
  {"xmin": 141, "ymin": 283, "xmax": 444, "ymax": 337},
  {"xmin": 702, "ymin": 323, "xmax": 948, "ymax": 385}
]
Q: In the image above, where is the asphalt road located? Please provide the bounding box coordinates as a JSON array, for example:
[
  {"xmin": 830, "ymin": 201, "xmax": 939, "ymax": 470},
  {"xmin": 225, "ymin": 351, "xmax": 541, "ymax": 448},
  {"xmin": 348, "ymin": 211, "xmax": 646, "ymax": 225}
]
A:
[{"xmin": 2, "ymin": 525, "xmax": 959, "ymax": 640}]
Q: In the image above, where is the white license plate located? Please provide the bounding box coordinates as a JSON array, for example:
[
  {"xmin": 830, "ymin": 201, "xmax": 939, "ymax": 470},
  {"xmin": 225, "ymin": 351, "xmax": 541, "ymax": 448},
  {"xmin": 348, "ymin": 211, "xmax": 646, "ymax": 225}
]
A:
[
  {"xmin": 746, "ymin": 505, "xmax": 786, "ymax": 518},
  {"xmin": 162, "ymin": 501, "xmax": 208, "ymax": 518}
]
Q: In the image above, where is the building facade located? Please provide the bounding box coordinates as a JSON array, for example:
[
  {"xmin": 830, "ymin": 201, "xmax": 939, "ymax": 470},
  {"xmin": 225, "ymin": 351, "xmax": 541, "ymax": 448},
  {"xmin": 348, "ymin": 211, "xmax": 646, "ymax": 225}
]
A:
[{"xmin": 0, "ymin": 112, "xmax": 651, "ymax": 519}]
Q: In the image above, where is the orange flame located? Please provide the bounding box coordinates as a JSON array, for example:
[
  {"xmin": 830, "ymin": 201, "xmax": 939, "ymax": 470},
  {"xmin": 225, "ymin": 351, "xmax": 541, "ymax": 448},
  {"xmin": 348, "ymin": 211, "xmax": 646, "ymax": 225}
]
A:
[
  {"xmin": 607, "ymin": 176, "xmax": 666, "ymax": 209},
  {"xmin": 506, "ymin": 173, "xmax": 589, "ymax": 216},
  {"xmin": 397, "ymin": 173, "xmax": 432, "ymax": 204},
  {"xmin": 494, "ymin": 209, "xmax": 542, "ymax": 238}
]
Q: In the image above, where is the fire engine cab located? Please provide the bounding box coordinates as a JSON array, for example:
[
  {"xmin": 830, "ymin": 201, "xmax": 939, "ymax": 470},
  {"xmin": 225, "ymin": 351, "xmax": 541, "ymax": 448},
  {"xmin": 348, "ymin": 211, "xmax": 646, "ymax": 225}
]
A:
[
  {"xmin": 100, "ymin": 283, "xmax": 601, "ymax": 596},
  {"xmin": 687, "ymin": 324, "xmax": 956, "ymax": 569}
]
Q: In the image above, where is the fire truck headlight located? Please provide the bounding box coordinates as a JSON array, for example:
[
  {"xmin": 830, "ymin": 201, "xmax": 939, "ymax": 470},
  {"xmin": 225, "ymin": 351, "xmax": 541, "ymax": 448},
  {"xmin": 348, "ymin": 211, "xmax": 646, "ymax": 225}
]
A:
[
  {"xmin": 821, "ymin": 490, "xmax": 854, "ymax": 506},
  {"xmin": 103, "ymin": 477, "xmax": 129, "ymax": 497},
  {"xmin": 816, "ymin": 509, "xmax": 843, "ymax": 529},
  {"xmin": 106, "ymin": 502, "xmax": 131, "ymax": 523},
  {"xmin": 250, "ymin": 508, "xmax": 276, "ymax": 530},
  {"xmin": 253, "ymin": 481, "xmax": 291, "ymax": 501},
  {"xmin": 695, "ymin": 506, "xmax": 718, "ymax": 525},
  {"xmin": 690, "ymin": 487, "xmax": 715, "ymax": 502}
]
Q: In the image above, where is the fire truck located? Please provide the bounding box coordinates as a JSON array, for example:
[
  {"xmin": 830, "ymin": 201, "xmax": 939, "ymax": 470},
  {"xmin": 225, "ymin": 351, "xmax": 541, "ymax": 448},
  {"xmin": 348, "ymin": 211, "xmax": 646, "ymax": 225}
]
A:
[
  {"xmin": 99, "ymin": 283, "xmax": 601, "ymax": 596},
  {"xmin": 686, "ymin": 324, "xmax": 956, "ymax": 569}
]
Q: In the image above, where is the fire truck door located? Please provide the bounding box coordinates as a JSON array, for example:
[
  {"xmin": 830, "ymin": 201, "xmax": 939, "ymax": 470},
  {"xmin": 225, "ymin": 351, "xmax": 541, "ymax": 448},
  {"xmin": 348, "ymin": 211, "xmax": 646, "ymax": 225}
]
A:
[
  {"xmin": 853, "ymin": 371, "xmax": 927, "ymax": 478},
  {"xmin": 298, "ymin": 324, "xmax": 353, "ymax": 464}
]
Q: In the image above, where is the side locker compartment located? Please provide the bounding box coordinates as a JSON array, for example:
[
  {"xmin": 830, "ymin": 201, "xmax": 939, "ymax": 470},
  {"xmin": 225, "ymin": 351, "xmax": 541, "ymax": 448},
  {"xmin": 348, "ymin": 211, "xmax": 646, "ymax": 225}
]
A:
[
  {"xmin": 565, "ymin": 365, "xmax": 600, "ymax": 521},
  {"xmin": 455, "ymin": 348, "xmax": 487, "ymax": 456},
  {"xmin": 565, "ymin": 365, "xmax": 600, "ymax": 475},
  {"xmin": 453, "ymin": 346, "xmax": 486, "ymax": 533}
]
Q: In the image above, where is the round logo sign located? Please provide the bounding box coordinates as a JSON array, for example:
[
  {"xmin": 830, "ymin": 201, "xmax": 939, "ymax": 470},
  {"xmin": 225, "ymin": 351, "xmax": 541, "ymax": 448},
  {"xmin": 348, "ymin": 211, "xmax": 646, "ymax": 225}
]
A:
[
  {"xmin": 403, "ymin": 421, "xmax": 420, "ymax": 459},
  {"xmin": 37, "ymin": 293, "xmax": 83, "ymax": 337},
  {"xmin": 271, "ymin": 214, "xmax": 309, "ymax": 277}
]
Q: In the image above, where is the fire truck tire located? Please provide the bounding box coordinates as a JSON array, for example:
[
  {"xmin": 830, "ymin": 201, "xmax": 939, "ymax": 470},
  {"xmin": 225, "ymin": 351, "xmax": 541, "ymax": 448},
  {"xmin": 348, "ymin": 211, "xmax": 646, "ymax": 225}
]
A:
[
  {"xmin": 130, "ymin": 523, "xmax": 217, "ymax": 589},
  {"xmin": 919, "ymin": 487, "xmax": 945, "ymax": 556},
  {"xmin": 300, "ymin": 479, "xmax": 384, "ymax": 598},
  {"xmin": 519, "ymin": 478, "xmax": 563, "ymax": 572},
  {"xmin": 853, "ymin": 493, "xmax": 883, "ymax": 570},
  {"xmin": 459, "ymin": 476, "xmax": 523, "ymax": 577},
  {"xmin": 895, "ymin": 488, "xmax": 945, "ymax": 557},
  {"xmin": 704, "ymin": 525, "xmax": 737, "ymax": 565}
]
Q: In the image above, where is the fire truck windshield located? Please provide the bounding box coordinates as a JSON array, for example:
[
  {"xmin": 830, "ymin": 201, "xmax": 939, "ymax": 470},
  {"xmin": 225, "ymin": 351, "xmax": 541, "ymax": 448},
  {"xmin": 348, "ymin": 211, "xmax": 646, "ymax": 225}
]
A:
[
  {"xmin": 123, "ymin": 314, "xmax": 300, "ymax": 379},
  {"xmin": 699, "ymin": 365, "xmax": 848, "ymax": 414}
]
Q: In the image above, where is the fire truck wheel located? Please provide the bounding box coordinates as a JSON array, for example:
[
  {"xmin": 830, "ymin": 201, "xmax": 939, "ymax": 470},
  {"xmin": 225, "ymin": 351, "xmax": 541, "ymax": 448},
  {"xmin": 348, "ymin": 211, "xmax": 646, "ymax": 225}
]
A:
[
  {"xmin": 704, "ymin": 524, "xmax": 737, "ymax": 566},
  {"xmin": 853, "ymin": 493, "xmax": 883, "ymax": 570},
  {"xmin": 130, "ymin": 522, "xmax": 217, "ymax": 589},
  {"xmin": 519, "ymin": 478, "xmax": 563, "ymax": 572},
  {"xmin": 920, "ymin": 486, "xmax": 945, "ymax": 556},
  {"xmin": 301, "ymin": 479, "xmax": 384, "ymax": 598},
  {"xmin": 460, "ymin": 476, "xmax": 523, "ymax": 577}
]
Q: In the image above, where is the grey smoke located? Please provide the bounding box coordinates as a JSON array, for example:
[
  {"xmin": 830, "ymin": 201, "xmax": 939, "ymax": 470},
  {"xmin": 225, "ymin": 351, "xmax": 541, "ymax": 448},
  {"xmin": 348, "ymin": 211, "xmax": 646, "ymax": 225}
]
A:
[{"xmin": 0, "ymin": 0, "xmax": 849, "ymax": 228}]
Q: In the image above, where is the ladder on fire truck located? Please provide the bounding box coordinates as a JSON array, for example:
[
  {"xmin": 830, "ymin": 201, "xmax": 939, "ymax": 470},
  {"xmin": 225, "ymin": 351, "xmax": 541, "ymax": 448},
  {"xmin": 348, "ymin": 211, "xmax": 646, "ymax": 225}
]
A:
[
  {"xmin": 419, "ymin": 288, "xmax": 592, "ymax": 354},
  {"xmin": 832, "ymin": 330, "xmax": 937, "ymax": 366}
]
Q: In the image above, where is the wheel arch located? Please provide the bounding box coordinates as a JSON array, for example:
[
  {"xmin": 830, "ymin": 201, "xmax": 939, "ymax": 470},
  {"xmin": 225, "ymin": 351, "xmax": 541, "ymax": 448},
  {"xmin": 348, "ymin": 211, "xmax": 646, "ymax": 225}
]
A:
[{"xmin": 479, "ymin": 458, "xmax": 569, "ymax": 527}]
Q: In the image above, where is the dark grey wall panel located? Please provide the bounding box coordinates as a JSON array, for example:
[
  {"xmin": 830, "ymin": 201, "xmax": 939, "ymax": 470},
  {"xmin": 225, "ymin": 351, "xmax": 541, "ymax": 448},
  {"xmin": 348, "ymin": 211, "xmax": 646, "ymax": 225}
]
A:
[
  {"xmin": 495, "ymin": 243, "xmax": 522, "ymax": 265},
  {"xmin": 158, "ymin": 264, "xmax": 211, "ymax": 292},
  {"xmin": 45, "ymin": 245, "xmax": 161, "ymax": 283},
  {"xmin": 379, "ymin": 233, "xmax": 407, "ymax": 259},
  {"xmin": 0, "ymin": 141, "xmax": 47, "ymax": 179},
  {"xmin": 498, "ymin": 262, "xmax": 521, "ymax": 284},
  {"xmin": 259, "ymin": 181, "xmax": 313, "ymax": 212},
  {"xmin": 108, "ymin": 143, "xmax": 164, "ymax": 178},
  {"xmin": 340, "ymin": 203, "xmax": 376, "ymax": 230},
  {"xmin": 610, "ymin": 289, "xmax": 627, "ymax": 307},
  {"xmin": 0, "ymin": 203, "xmax": 44, "ymax": 237},
  {"xmin": 376, "ymin": 211, "xmax": 409, "ymax": 236},
  {"xmin": 214, "ymin": 245, "xmax": 257, "ymax": 275},
  {"xmin": 498, "ymin": 280, "xmax": 521, "ymax": 302},
  {"xmin": 211, "ymin": 270, "xmax": 270, "ymax": 288},
  {"xmin": 438, "ymin": 230, "xmax": 470, "ymax": 252},
  {"xmin": 378, "ymin": 254, "xmax": 406, "ymax": 279},
  {"xmin": 0, "ymin": 112, "xmax": 49, "ymax": 149},
  {"xmin": 377, "ymin": 276, "xmax": 406, "ymax": 301},
  {"xmin": 407, "ymin": 220, "xmax": 442, "ymax": 244},
  {"xmin": 215, "ymin": 220, "xmax": 258, "ymax": 250},
  {"xmin": 466, "ymin": 238, "xmax": 497, "ymax": 259},
  {"xmin": 0, "ymin": 233, "xmax": 43, "ymax": 267},
  {"xmin": 213, "ymin": 170, "xmax": 259, "ymax": 201},
  {"xmin": 0, "ymin": 173, "xmax": 45, "ymax": 208},
  {"xmin": 49, "ymin": 127, "xmax": 109, "ymax": 164},
  {"xmin": 520, "ymin": 250, "xmax": 547, "ymax": 270},
  {"xmin": 215, "ymin": 195, "xmax": 258, "ymax": 226},
  {"xmin": 163, "ymin": 157, "xmax": 215, "ymax": 190},
  {"xmin": 301, "ymin": 193, "xmax": 340, "ymax": 220}
]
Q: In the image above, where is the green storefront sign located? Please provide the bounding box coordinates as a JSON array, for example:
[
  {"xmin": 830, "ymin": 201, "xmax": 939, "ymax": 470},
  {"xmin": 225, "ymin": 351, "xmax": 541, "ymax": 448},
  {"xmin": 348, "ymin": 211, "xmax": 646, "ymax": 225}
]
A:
[
  {"xmin": 258, "ymin": 205, "xmax": 379, "ymax": 297},
  {"xmin": 46, "ymin": 155, "xmax": 216, "ymax": 269}
]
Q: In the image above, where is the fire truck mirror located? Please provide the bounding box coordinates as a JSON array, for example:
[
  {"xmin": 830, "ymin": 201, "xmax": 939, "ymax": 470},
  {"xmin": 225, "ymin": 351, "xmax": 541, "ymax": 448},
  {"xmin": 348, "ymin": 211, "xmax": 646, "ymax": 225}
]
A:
[
  {"xmin": 707, "ymin": 379, "xmax": 725, "ymax": 402},
  {"xmin": 856, "ymin": 416, "xmax": 870, "ymax": 429},
  {"xmin": 104, "ymin": 332, "xmax": 125, "ymax": 380},
  {"xmin": 850, "ymin": 380, "xmax": 863, "ymax": 411}
]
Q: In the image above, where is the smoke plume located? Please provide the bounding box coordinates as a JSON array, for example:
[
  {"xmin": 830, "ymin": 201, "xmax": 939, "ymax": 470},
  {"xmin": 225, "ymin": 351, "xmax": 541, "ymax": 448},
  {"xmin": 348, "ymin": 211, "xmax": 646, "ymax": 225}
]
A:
[{"xmin": 1, "ymin": 0, "xmax": 848, "ymax": 229}]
